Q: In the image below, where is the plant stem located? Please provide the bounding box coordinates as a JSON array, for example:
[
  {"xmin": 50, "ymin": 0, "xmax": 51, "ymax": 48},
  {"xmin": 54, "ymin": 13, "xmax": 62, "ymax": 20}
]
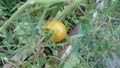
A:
[
  {"xmin": 0, "ymin": 0, "xmax": 66, "ymax": 32},
  {"xmin": 54, "ymin": 0, "xmax": 82, "ymax": 20},
  {"xmin": 0, "ymin": 0, "xmax": 32, "ymax": 32},
  {"xmin": 113, "ymin": 26, "xmax": 120, "ymax": 35}
]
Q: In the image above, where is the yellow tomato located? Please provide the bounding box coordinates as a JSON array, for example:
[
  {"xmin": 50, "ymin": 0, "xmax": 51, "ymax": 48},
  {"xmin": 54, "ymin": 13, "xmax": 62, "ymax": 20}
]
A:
[{"xmin": 45, "ymin": 20, "xmax": 67, "ymax": 42}]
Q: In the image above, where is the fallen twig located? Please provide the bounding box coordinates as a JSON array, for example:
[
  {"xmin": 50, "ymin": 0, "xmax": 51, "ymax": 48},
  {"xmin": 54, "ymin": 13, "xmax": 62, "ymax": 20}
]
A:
[{"xmin": 61, "ymin": 45, "xmax": 73, "ymax": 60}]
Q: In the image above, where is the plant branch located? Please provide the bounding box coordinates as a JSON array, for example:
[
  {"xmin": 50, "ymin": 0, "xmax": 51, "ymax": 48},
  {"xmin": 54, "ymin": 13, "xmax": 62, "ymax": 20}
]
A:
[
  {"xmin": 0, "ymin": 0, "xmax": 31, "ymax": 32},
  {"xmin": 54, "ymin": 0, "xmax": 82, "ymax": 20},
  {"xmin": 0, "ymin": 0, "xmax": 67, "ymax": 32}
]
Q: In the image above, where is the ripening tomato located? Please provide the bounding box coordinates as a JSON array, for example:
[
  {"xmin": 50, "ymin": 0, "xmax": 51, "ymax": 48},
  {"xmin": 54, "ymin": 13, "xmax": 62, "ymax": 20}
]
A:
[{"xmin": 45, "ymin": 20, "xmax": 67, "ymax": 42}]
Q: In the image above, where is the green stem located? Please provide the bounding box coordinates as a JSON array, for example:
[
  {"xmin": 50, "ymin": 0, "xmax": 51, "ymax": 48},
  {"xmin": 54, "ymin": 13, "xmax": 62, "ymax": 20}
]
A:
[
  {"xmin": 0, "ymin": 0, "xmax": 31, "ymax": 32},
  {"xmin": 113, "ymin": 25, "xmax": 120, "ymax": 35},
  {"xmin": 0, "ymin": 0, "xmax": 66, "ymax": 32},
  {"xmin": 111, "ymin": 18, "xmax": 120, "ymax": 21},
  {"xmin": 54, "ymin": 0, "xmax": 82, "ymax": 20},
  {"xmin": 78, "ymin": 6, "xmax": 85, "ymax": 15},
  {"xmin": 35, "ymin": 0, "xmax": 67, "ymax": 4}
]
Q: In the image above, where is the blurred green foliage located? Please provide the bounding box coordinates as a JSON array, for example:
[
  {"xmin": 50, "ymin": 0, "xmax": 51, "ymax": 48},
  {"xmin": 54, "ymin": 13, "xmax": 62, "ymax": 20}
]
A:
[
  {"xmin": 0, "ymin": 0, "xmax": 120, "ymax": 68},
  {"xmin": 0, "ymin": 0, "xmax": 20, "ymax": 16}
]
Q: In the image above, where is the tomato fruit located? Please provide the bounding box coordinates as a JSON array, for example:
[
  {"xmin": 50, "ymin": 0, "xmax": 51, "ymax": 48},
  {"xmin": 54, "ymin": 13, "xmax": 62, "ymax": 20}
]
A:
[{"xmin": 45, "ymin": 20, "xmax": 67, "ymax": 42}]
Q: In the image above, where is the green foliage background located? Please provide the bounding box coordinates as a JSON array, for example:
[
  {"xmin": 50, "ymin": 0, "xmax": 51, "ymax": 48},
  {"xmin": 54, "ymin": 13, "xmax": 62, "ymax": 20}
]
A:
[{"xmin": 0, "ymin": 0, "xmax": 120, "ymax": 68}]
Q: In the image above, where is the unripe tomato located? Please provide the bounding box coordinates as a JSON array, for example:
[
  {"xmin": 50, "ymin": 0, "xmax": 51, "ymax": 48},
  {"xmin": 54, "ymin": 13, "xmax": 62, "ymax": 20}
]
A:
[{"xmin": 45, "ymin": 20, "xmax": 67, "ymax": 42}]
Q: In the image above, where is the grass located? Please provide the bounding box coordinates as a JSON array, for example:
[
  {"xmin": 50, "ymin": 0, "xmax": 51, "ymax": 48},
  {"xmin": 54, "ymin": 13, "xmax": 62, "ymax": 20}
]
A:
[{"xmin": 0, "ymin": 0, "xmax": 120, "ymax": 68}]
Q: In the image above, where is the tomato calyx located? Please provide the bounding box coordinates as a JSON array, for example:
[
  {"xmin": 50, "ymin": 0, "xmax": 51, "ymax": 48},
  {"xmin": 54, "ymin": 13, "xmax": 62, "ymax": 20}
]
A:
[{"xmin": 45, "ymin": 20, "xmax": 67, "ymax": 42}]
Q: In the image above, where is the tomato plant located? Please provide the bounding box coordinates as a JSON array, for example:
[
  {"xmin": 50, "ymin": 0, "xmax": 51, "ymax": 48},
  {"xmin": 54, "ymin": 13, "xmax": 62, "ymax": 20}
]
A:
[{"xmin": 0, "ymin": 0, "xmax": 120, "ymax": 68}]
